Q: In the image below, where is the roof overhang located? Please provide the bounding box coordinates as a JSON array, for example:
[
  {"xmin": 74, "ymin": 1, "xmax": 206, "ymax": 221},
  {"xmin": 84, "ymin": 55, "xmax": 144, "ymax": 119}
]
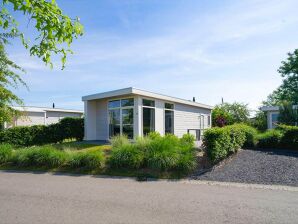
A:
[
  {"xmin": 82, "ymin": 87, "xmax": 213, "ymax": 110},
  {"xmin": 12, "ymin": 106, "xmax": 83, "ymax": 114}
]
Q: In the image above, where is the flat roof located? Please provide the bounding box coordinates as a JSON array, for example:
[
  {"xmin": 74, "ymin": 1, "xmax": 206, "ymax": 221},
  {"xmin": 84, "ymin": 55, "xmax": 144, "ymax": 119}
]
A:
[
  {"xmin": 260, "ymin": 106, "xmax": 279, "ymax": 111},
  {"xmin": 82, "ymin": 87, "xmax": 213, "ymax": 109},
  {"xmin": 12, "ymin": 106, "xmax": 83, "ymax": 114}
]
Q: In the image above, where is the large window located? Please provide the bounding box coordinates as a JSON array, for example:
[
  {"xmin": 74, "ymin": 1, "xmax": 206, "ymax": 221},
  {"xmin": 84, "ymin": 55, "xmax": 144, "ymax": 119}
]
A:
[
  {"xmin": 108, "ymin": 98, "xmax": 134, "ymax": 139},
  {"xmin": 142, "ymin": 99, "xmax": 155, "ymax": 135},
  {"xmin": 165, "ymin": 103, "xmax": 174, "ymax": 134}
]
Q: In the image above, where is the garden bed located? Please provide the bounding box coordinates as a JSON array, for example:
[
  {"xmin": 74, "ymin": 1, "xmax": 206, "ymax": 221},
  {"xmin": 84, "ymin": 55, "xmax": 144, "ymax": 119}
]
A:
[{"xmin": 192, "ymin": 148, "xmax": 298, "ymax": 186}]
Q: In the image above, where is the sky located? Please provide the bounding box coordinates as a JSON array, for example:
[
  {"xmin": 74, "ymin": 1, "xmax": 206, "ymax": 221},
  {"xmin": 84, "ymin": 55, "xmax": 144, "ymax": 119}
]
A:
[{"xmin": 6, "ymin": 0, "xmax": 298, "ymax": 113}]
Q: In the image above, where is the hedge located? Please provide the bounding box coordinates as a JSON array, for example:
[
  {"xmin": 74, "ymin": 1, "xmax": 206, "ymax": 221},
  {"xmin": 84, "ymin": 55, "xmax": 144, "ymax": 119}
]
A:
[
  {"xmin": 0, "ymin": 117, "xmax": 84, "ymax": 146},
  {"xmin": 203, "ymin": 125, "xmax": 246, "ymax": 163},
  {"xmin": 204, "ymin": 123, "xmax": 298, "ymax": 164},
  {"xmin": 257, "ymin": 125, "xmax": 298, "ymax": 150}
]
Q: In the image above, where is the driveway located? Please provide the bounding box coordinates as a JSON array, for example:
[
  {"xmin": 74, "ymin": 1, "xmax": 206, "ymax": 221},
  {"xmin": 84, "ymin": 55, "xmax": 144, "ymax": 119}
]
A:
[
  {"xmin": 193, "ymin": 149, "xmax": 298, "ymax": 186},
  {"xmin": 0, "ymin": 171, "xmax": 298, "ymax": 224}
]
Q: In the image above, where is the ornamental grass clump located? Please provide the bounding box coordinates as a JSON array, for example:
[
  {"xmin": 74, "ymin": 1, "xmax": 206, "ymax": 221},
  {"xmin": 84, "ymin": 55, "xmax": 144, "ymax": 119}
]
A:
[
  {"xmin": 12, "ymin": 146, "xmax": 66, "ymax": 167},
  {"xmin": 12, "ymin": 146, "xmax": 67, "ymax": 168},
  {"xmin": 0, "ymin": 144, "xmax": 13, "ymax": 164},
  {"xmin": 109, "ymin": 144, "xmax": 145, "ymax": 169},
  {"xmin": 109, "ymin": 134, "xmax": 196, "ymax": 172},
  {"xmin": 145, "ymin": 134, "xmax": 196, "ymax": 172},
  {"xmin": 67, "ymin": 150, "xmax": 105, "ymax": 170}
]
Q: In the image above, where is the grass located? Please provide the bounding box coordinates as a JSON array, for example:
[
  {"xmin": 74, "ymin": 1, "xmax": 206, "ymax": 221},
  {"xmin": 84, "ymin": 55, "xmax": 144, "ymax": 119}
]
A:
[{"xmin": 0, "ymin": 134, "xmax": 198, "ymax": 179}]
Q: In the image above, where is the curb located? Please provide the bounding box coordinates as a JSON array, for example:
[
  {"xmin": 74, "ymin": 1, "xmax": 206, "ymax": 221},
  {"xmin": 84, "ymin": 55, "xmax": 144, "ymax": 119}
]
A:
[{"xmin": 180, "ymin": 179, "xmax": 298, "ymax": 192}]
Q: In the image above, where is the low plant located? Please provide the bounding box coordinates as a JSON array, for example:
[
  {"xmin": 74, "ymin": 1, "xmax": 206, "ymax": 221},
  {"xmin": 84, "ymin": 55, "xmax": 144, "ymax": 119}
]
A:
[
  {"xmin": 145, "ymin": 134, "xmax": 196, "ymax": 171},
  {"xmin": 68, "ymin": 150, "xmax": 105, "ymax": 170},
  {"xmin": 0, "ymin": 144, "xmax": 13, "ymax": 164},
  {"xmin": 180, "ymin": 133, "xmax": 196, "ymax": 147},
  {"xmin": 110, "ymin": 135, "xmax": 130, "ymax": 148},
  {"xmin": 109, "ymin": 144, "xmax": 144, "ymax": 169},
  {"xmin": 12, "ymin": 146, "xmax": 67, "ymax": 168},
  {"xmin": 257, "ymin": 130, "xmax": 283, "ymax": 149}
]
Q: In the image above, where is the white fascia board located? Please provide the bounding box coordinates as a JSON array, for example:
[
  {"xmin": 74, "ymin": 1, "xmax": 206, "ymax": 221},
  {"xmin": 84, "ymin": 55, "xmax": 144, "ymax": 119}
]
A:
[
  {"xmin": 260, "ymin": 106, "xmax": 279, "ymax": 112},
  {"xmin": 82, "ymin": 87, "xmax": 213, "ymax": 110},
  {"xmin": 82, "ymin": 87, "xmax": 133, "ymax": 101},
  {"xmin": 12, "ymin": 106, "xmax": 83, "ymax": 114}
]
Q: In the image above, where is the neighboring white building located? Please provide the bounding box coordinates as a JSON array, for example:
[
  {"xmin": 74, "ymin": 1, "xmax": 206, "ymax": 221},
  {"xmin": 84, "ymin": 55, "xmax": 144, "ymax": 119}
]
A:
[
  {"xmin": 260, "ymin": 105, "xmax": 298, "ymax": 129},
  {"xmin": 260, "ymin": 106, "xmax": 280, "ymax": 129},
  {"xmin": 4, "ymin": 106, "xmax": 83, "ymax": 129},
  {"xmin": 82, "ymin": 87, "xmax": 213, "ymax": 141}
]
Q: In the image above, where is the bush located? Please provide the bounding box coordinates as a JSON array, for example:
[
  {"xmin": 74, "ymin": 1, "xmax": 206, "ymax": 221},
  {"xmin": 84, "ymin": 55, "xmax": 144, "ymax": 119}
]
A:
[
  {"xmin": 229, "ymin": 124, "xmax": 258, "ymax": 148},
  {"xmin": 203, "ymin": 125, "xmax": 246, "ymax": 163},
  {"xmin": 257, "ymin": 130, "xmax": 283, "ymax": 149},
  {"xmin": 0, "ymin": 117, "xmax": 84, "ymax": 146},
  {"xmin": 110, "ymin": 135, "xmax": 130, "ymax": 148},
  {"xmin": 0, "ymin": 144, "xmax": 13, "ymax": 164},
  {"xmin": 68, "ymin": 150, "xmax": 105, "ymax": 170},
  {"xmin": 59, "ymin": 117, "xmax": 84, "ymax": 141},
  {"xmin": 276, "ymin": 125, "xmax": 298, "ymax": 150},
  {"xmin": 12, "ymin": 146, "xmax": 67, "ymax": 168},
  {"xmin": 109, "ymin": 144, "xmax": 144, "ymax": 169}
]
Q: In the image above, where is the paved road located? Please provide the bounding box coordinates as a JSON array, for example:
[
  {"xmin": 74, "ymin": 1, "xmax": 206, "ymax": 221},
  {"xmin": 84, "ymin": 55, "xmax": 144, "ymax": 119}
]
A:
[{"xmin": 0, "ymin": 171, "xmax": 298, "ymax": 224}]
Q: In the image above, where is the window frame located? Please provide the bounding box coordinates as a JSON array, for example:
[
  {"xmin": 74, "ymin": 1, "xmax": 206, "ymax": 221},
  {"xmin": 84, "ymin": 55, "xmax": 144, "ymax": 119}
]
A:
[
  {"xmin": 108, "ymin": 97, "xmax": 134, "ymax": 139},
  {"xmin": 141, "ymin": 98, "xmax": 156, "ymax": 136},
  {"xmin": 164, "ymin": 102, "xmax": 174, "ymax": 135}
]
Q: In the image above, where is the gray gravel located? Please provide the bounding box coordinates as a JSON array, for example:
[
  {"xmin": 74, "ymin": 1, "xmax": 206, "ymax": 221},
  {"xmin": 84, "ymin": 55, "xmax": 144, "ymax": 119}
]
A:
[{"xmin": 192, "ymin": 149, "xmax": 298, "ymax": 186}]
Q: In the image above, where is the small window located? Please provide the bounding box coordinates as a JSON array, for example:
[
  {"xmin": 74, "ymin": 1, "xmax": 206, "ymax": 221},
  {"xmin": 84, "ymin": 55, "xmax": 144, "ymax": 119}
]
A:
[
  {"xmin": 142, "ymin": 99, "xmax": 155, "ymax": 107},
  {"xmin": 165, "ymin": 103, "xmax": 174, "ymax": 110},
  {"xmin": 208, "ymin": 115, "xmax": 211, "ymax": 126},
  {"xmin": 108, "ymin": 100, "xmax": 120, "ymax": 108},
  {"xmin": 121, "ymin": 98, "xmax": 134, "ymax": 107}
]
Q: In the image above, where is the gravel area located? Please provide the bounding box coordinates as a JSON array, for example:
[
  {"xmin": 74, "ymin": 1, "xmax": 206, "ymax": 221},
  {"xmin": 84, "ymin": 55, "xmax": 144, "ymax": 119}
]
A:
[{"xmin": 192, "ymin": 149, "xmax": 298, "ymax": 186}]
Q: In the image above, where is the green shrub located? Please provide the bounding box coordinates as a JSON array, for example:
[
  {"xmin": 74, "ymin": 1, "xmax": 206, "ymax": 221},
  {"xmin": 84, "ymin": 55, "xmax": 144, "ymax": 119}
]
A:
[
  {"xmin": 110, "ymin": 135, "xmax": 130, "ymax": 148},
  {"xmin": 279, "ymin": 127, "xmax": 298, "ymax": 150},
  {"xmin": 59, "ymin": 117, "xmax": 84, "ymax": 141},
  {"xmin": 109, "ymin": 144, "xmax": 144, "ymax": 169},
  {"xmin": 12, "ymin": 146, "xmax": 67, "ymax": 168},
  {"xmin": 0, "ymin": 117, "xmax": 84, "ymax": 146},
  {"xmin": 0, "ymin": 144, "xmax": 13, "ymax": 164},
  {"xmin": 228, "ymin": 124, "xmax": 258, "ymax": 148},
  {"xmin": 257, "ymin": 130, "xmax": 283, "ymax": 149},
  {"xmin": 68, "ymin": 150, "xmax": 105, "ymax": 170},
  {"xmin": 180, "ymin": 133, "xmax": 195, "ymax": 147},
  {"xmin": 203, "ymin": 125, "xmax": 246, "ymax": 164}
]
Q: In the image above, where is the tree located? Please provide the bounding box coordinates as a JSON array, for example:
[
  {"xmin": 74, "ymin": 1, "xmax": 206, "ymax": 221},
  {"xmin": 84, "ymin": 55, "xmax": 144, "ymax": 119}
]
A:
[
  {"xmin": 0, "ymin": 43, "xmax": 25, "ymax": 125},
  {"xmin": 212, "ymin": 102, "xmax": 250, "ymax": 127},
  {"xmin": 264, "ymin": 49, "xmax": 298, "ymax": 105},
  {"xmin": 278, "ymin": 101, "xmax": 298, "ymax": 126},
  {"xmin": 250, "ymin": 110, "xmax": 267, "ymax": 131},
  {"xmin": 1, "ymin": 0, "xmax": 83, "ymax": 68},
  {"xmin": 0, "ymin": 0, "xmax": 83, "ymax": 124}
]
